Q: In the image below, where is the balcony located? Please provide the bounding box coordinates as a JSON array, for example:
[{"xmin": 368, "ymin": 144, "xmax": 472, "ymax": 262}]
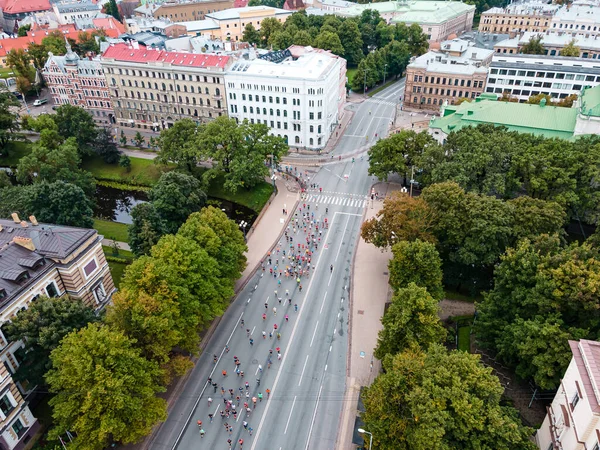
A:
[{"xmin": 212, "ymin": 94, "xmax": 223, "ymax": 100}]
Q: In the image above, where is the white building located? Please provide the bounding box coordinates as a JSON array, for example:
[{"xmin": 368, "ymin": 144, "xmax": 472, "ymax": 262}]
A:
[
  {"xmin": 536, "ymin": 339, "xmax": 600, "ymax": 450},
  {"xmin": 225, "ymin": 46, "xmax": 346, "ymax": 150},
  {"xmin": 485, "ymin": 53, "xmax": 600, "ymax": 102},
  {"xmin": 549, "ymin": 2, "xmax": 600, "ymax": 37},
  {"xmin": 52, "ymin": 1, "xmax": 101, "ymax": 25}
]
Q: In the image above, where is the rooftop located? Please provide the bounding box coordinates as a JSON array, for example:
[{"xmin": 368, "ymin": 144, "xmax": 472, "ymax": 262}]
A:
[
  {"xmin": 429, "ymin": 93, "xmax": 579, "ymax": 140},
  {"xmin": 410, "ymin": 39, "xmax": 493, "ymax": 75},
  {"xmin": 175, "ymin": 18, "xmax": 219, "ymax": 31},
  {"xmin": 491, "ymin": 52, "xmax": 600, "ymax": 74},
  {"xmin": 579, "ymin": 84, "xmax": 600, "ymax": 117},
  {"xmin": 338, "ymin": 0, "xmax": 474, "ymax": 24},
  {"xmin": 483, "ymin": 1, "xmax": 559, "ymax": 16},
  {"xmin": 569, "ymin": 340, "xmax": 600, "ymax": 412},
  {"xmin": 55, "ymin": 1, "xmax": 100, "ymax": 13},
  {"xmin": 206, "ymin": 5, "xmax": 290, "ymax": 20},
  {"xmin": 459, "ymin": 31, "xmax": 510, "ymax": 50},
  {"xmin": 101, "ymin": 42, "xmax": 230, "ymax": 68},
  {"xmin": 0, "ymin": 0, "xmax": 51, "ymax": 15},
  {"xmin": 552, "ymin": 3, "xmax": 600, "ymax": 24},
  {"xmin": 514, "ymin": 31, "xmax": 600, "ymax": 51}
]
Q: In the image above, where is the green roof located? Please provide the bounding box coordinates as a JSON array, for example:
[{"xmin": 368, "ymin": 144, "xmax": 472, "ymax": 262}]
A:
[
  {"xmin": 341, "ymin": 0, "xmax": 474, "ymax": 24},
  {"xmin": 429, "ymin": 97, "xmax": 578, "ymax": 140},
  {"xmin": 579, "ymin": 85, "xmax": 600, "ymax": 118}
]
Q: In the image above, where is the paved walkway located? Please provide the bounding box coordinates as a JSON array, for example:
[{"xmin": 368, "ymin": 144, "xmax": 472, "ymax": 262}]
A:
[
  {"xmin": 337, "ymin": 182, "xmax": 401, "ymax": 450},
  {"xmin": 101, "ymin": 238, "xmax": 131, "ymax": 252}
]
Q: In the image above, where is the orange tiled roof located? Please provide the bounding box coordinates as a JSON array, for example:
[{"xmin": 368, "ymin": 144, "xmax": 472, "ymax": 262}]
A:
[{"xmin": 0, "ymin": 0, "xmax": 51, "ymax": 14}]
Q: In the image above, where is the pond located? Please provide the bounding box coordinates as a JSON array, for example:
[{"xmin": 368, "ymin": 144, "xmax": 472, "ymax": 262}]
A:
[{"xmin": 94, "ymin": 185, "xmax": 257, "ymax": 227}]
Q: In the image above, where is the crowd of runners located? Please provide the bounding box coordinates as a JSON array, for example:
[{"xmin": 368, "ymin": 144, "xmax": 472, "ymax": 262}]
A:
[{"xmin": 197, "ymin": 187, "xmax": 328, "ymax": 448}]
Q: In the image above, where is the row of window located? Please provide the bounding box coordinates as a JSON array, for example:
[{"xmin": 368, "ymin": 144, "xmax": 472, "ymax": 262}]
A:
[
  {"xmin": 553, "ymin": 23, "xmax": 600, "ymax": 31},
  {"xmin": 488, "ymin": 78, "xmax": 588, "ymax": 91},
  {"xmin": 119, "ymin": 109, "xmax": 222, "ymax": 121},
  {"xmin": 112, "ymin": 78, "xmax": 222, "ymax": 95},
  {"xmin": 409, "ymin": 92, "xmax": 477, "ymax": 105},
  {"xmin": 413, "ymin": 74, "xmax": 484, "ymax": 88},
  {"xmin": 490, "ymin": 68, "xmax": 600, "ymax": 82},
  {"xmin": 106, "ymin": 68, "xmax": 222, "ymax": 84},
  {"xmin": 116, "ymin": 97, "xmax": 222, "ymax": 110},
  {"xmin": 485, "ymin": 87, "xmax": 573, "ymax": 98},
  {"xmin": 228, "ymin": 83, "xmax": 300, "ymax": 95},
  {"xmin": 412, "ymin": 86, "xmax": 479, "ymax": 98}
]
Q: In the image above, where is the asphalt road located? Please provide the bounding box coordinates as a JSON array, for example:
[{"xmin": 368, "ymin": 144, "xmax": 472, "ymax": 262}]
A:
[{"xmin": 148, "ymin": 79, "xmax": 404, "ymax": 450}]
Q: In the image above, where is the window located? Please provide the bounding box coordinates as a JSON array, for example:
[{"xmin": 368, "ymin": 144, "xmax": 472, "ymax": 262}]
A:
[
  {"xmin": 11, "ymin": 418, "xmax": 26, "ymax": 438},
  {"xmin": 571, "ymin": 391, "xmax": 580, "ymax": 410},
  {"xmin": 83, "ymin": 259, "xmax": 98, "ymax": 278},
  {"xmin": 45, "ymin": 282, "xmax": 59, "ymax": 298},
  {"xmin": 0, "ymin": 394, "xmax": 15, "ymax": 416}
]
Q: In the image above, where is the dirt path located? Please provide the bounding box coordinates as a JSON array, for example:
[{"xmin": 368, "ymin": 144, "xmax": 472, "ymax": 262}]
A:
[{"xmin": 438, "ymin": 299, "xmax": 476, "ymax": 320}]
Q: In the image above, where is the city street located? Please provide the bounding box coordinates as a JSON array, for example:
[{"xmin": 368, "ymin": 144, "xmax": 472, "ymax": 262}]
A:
[{"xmin": 148, "ymin": 79, "xmax": 403, "ymax": 450}]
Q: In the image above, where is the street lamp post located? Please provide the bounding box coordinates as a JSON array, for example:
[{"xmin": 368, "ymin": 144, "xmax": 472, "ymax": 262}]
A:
[
  {"xmin": 239, "ymin": 220, "xmax": 248, "ymax": 240},
  {"xmin": 363, "ymin": 69, "xmax": 368, "ymax": 98},
  {"xmin": 383, "ymin": 64, "xmax": 388, "ymax": 85},
  {"xmin": 358, "ymin": 428, "xmax": 373, "ymax": 449}
]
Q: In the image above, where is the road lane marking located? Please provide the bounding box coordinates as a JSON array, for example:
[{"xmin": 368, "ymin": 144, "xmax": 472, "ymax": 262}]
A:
[
  {"xmin": 310, "ymin": 321, "xmax": 319, "ymax": 347},
  {"xmin": 251, "ymin": 326, "xmax": 255, "ymax": 335},
  {"xmin": 325, "ymin": 364, "xmax": 328, "ymax": 372},
  {"xmin": 327, "ymin": 271, "xmax": 334, "ymax": 287},
  {"xmin": 329, "ymin": 345, "xmax": 332, "ymax": 352},
  {"xmin": 304, "ymin": 384, "xmax": 323, "ymax": 450},
  {"xmin": 171, "ymin": 312, "xmax": 243, "ymax": 450},
  {"xmin": 335, "ymin": 215, "xmax": 351, "ymax": 262},
  {"xmin": 284, "ymin": 396, "xmax": 297, "ymax": 434},
  {"xmin": 250, "ymin": 213, "xmax": 339, "ymax": 450},
  {"xmin": 299, "ymin": 355, "xmax": 309, "ymax": 386}
]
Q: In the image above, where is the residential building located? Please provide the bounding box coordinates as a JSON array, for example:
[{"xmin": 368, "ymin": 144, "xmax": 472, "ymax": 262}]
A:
[
  {"xmin": 0, "ymin": 0, "xmax": 52, "ymax": 33},
  {"xmin": 101, "ymin": 42, "xmax": 231, "ymax": 133},
  {"xmin": 52, "ymin": 1, "xmax": 101, "ymax": 25},
  {"xmin": 458, "ymin": 31, "xmax": 510, "ymax": 50},
  {"xmin": 403, "ymin": 38, "xmax": 493, "ymax": 111},
  {"xmin": 549, "ymin": 2, "xmax": 600, "ymax": 37},
  {"xmin": 175, "ymin": 5, "xmax": 291, "ymax": 41},
  {"xmin": 535, "ymin": 339, "xmax": 600, "ymax": 450},
  {"xmin": 336, "ymin": 1, "xmax": 475, "ymax": 42},
  {"xmin": 0, "ymin": 213, "xmax": 115, "ymax": 450},
  {"xmin": 225, "ymin": 45, "xmax": 346, "ymax": 150},
  {"xmin": 495, "ymin": 31, "xmax": 600, "ymax": 59},
  {"xmin": 478, "ymin": 1, "xmax": 558, "ymax": 34},
  {"xmin": 428, "ymin": 83, "xmax": 600, "ymax": 142},
  {"xmin": 312, "ymin": 0, "xmax": 353, "ymax": 13},
  {"xmin": 43, "ymin": 43, "xmax": 114, "ymax": 127},
  {"xmin": 485, "ymin": 53, "xmax": 600, "ymax": 102},
  {"xmin": 283, "ymin": 0, "xmax": 305, "ymax": 10},
  {"xmin": 150, "ymin": 0, "xmax": 235, "ymax": 21}
]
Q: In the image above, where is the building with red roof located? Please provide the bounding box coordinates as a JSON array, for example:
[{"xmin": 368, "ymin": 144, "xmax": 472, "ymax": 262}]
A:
[
  {"xmin": 100, "ymin": 42, "xmax": 232, "ymax": 133},
  {"xmin": 0, "ymin": 0, "xmax": 52, "ymax": 33}
]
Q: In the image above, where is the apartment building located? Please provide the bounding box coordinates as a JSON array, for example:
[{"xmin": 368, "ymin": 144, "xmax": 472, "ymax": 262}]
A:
[
  {"xmin": 485, "ymin": 53, "xmax": 600, "ymax": 102},
  {"xmin": 225, "ymin": 45, "xmax": 346, "ymax": 150},
  {"xmin": 495, "ymin": 31, "xmax": 600, "ymax": 59},
  {"xmin": 176, "ymin": 5, "xmax": 292, "ymax": 41},
  {"xmin": 101, "ymin": 42, "xmax": 231, "ymax": 133},
  {"xmin": 337, "ymin": 1, "xmax": 475, "ymax": 42},
  {"xmin": 150, "ymin": 0, "xmax": 235, "ymax": 21},
  {"xmin": 0, "ymin": 214, "xmax": 115, "ymax": 450},
  {"xmin": 0, "ymin": 0, "xmax": 52, "ymax": 32},
  {"xmin": 536, "ymin": 339, "xmax": 600, "ymax": 450},
  {"xmin": 403, "ymin": 38, "xmax": 493, "ymax": 111},
  {"xmin": 478, "ymin": 1, "xmax": 558, "ymax": 34},
  {"xmin": 549, "ymin": 3, "xmax": 600, "ymax": 37},
  {"xmin": 43, "ymin": 43, "xmax": 114, "ymax": 128},
  {"xmin": 52, "ymin": 1, "xmax": 100, "ymax": 25}
]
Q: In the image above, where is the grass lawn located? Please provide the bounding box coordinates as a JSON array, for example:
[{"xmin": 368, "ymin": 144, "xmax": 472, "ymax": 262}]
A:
[
  {"xmin": 346, "ymin": 67, "xmax": 358, "ymax": 85},
  {"xmin": 0, "ymin": 140, "xmax": 33, "ymax": 167},
  {"xmin": 102, "ymin": 245, "xmax": 134, "ymax": 260},
  {"xmin": 444, "ymin": 288, "xmax": 482, "ymax": 303},
  {"xmin": 0, "ymin": 67, "xmax": 15, "ymax": 80},
  {"xmin": 107, "ymin": 260, "xmax": 129, "ymax": 288},
  {"xmin": 93, "ymin": 219, "xmax": 129, "ymax": 242},
  {"xmin": 82, "ymin": 155, "xmax": 171, "ymax": 187},
  {"xmin": 457, "ymin": 326, "xmax": 471, "ymax": 352},
  {"xmin": 207, "ymin": 172, "xmax": 274, "ymax": 212}
]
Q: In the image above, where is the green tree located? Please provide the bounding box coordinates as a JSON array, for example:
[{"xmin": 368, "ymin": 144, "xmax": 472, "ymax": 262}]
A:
[
  {"xmin": 42, "ymin": 32, "xmax": 68, "ymax": 55},
  {"xmin": 23, "ymin": 180, "xmax": 94, "ymax": 228},
  {"xmin": 119, "ymin": 129, "xmax": 127, "ymax": 146},
  {"xmin": 149, "ymin": 171, "xmax": 207, "ymax": 234},
  {"xmin": 52, "ymin": 105, "xmax": 98, "ymax": 155},
  {"xmin": 0, "ymin": 90, "xmax": 20, "ymax": 154},
  {"xmin": 15, "ymin": 76, "xmax": 31, "ymax": 98},
  {"xmin": 3, "ymin": 297, "xmax": 98, "ymax": 387},
  {"xmin": 28, "ymin": 43, "xmax": 49, "ymax": 72},
  {"xmin": 521, "ymin": 35, "xmax": 545, "ymax": 55},
  {"xmin": 293, "ymin": 30, "xmax": 313, "ymax": 46},
  {"xmin": 362, "ymin": 345, "xmax": 536, "ymax": 450},
  {"xmin": 350, "ymin": 55, "xmax": 378, "ymax": 91},
  {"xmin": 6, "ymin": 49, "xmax": 35, "ymax": 82},
  {"xmin": 17, "ymin": 24, "xmax": 31, "ymax": 37},
  {"xmin": 134, "ymin": 131, "xmax": 145, "ymax": 148},
  {"xmin": 73, "ymin": 31, "xmax": 100, "ymax": 56},
  {"xmin": 260, "ymin": 17, "xmax": 283, "ymax": 47},
  {"xmin": 507, "ymin": 196, "xmax": 566, "ymax": 239},
  {"xmin": 374, "ymin": 284, "xmax": 446, "ymax": 360},
  {"xmin": 375, "ymin": 20, "xmax": 394, "ymax": 48},
  {"xmin": 337, "ymin": 20, "xmax": 364, "ymax": 65},
  {"xmin": 527, "ymin": 93, "xmax": 553, "ymax": 105},
  {"xmin": 313, "ymin": 31, "xmax": 345, "ymax": 56},
  {"xmin": 119, "ymin": 154, "xmax": 131, "ymax": 172},
  {"xmin": 47, "ymin": 323, "xmax": 166, "ymax": 450},
  {"xmin": 104, "ymin": 0, "xmax": 122, "ymax": 22},
  {"xmin": 388, "ymin": 240, "xmax": 444, "ymax": 300},
  {"xmin": 243, "ymin": 23, "xmax": 261, "ymax": 45},
  {"xmin": 178, "ymin": 206, "xmax": 247, "ymax": 282},
  {"xmin": 367, "ymin": 130, "xmax": 437, "ymax": 181},
  {"xmin": 384, "ymin": 40, "xmax": 410, "ymax": 78},
  {"xmin": 270, "ymin": 30, "xmax": 295, "ymax": 51},
  {"xmin": 92, "ymin": 128, "xmax": 120, "ymax": 163},
  {"xmin": 128, "ymin": 203, "xmax": 167, "ymax": 257},
  {"xmin": 560, "ymin": 39, "xmax": 580, "ymax": 57},
  {"xmin": 156, "ymin": 118, "xmax": 199, "ymax": 171}
]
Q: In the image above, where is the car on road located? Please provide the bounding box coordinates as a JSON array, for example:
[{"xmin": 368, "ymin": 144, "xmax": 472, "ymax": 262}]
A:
[{"xmin": 33, "ymin": 99, "xmax": 47, "ymax": 106}]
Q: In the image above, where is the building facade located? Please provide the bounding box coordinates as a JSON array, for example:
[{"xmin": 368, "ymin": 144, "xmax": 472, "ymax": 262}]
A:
[
  {"xmin": 0, "ymin": 214, "xmax": 115, "ymax": 450},
  {"xmin": 225, "ymin": 46, "xmax": 346, "ymax": 150},
  {"xmin": 43, "ymin": 44, "xmax": 114, "ymax": 128},
  {"xmin": 549, "ymin": 2, "xmax": 600, "ymax": 37},
  {"xmin": 535, "ymin": 339, "xmax": 600, "ymax": 450},
  {"xmin": 485, "ymin": 53, "xmax": 600, "ymax": 102},
  {"xmin": 403, "ymin": 38, "xmax": 493, "ymax": 111},
  {"xmin": 151, "ymin": 0, "xmax": 235, "ymax": 21},
  {"xmin": 52, "ymin": 1, "xmax": 101, "ymax": 25},
  {"xmin": 495, "ymin": 31, "xmax": 600, "ymax": 59},
  {"xmin": 478, "ymin": 1, "xmax": 558, "ymax": 34},
  {"xmin": 101, "ymin": 42, "xmax": 231, "ymax": 133},
  {"xmin": 0, "ymin": 0, "xmax": 52, "ymax": 33}
]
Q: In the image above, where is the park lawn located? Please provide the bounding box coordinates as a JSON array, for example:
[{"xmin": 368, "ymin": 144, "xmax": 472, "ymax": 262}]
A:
[
  {"xmin": 93, "ymin": 219, "xmax": 129, "ymax": 243},
  {"xmin": 444, "ymin": 288, "xmax": 482, "ymax": 303},
  {"xmin": 82, "ymin": 155, "xmax": 171, "ymax": 187},
  {"xmin": 107, "ymin": 261, "xmax": 129, "ymax": 288},
  {"xmin": 102, "ymin": 245, "xmax": 134, "ymax": 261},
  {"xmin": 207, "ymin": 172, "xmax": 274, "ymax": 212},
  {"xmin": 346, "ymin": 67, "xmax": 357, "ymax": 85},
  {"xmin": 457, "ymin": 326, "xmax": 472, "ymax": 352},
  {"xmin": 0, "ymin": 140, "xmax": 33, "ymax": 167},
  {"xmin": 0, "ymin": 67, "xmax": 15, "ymax": 80}
]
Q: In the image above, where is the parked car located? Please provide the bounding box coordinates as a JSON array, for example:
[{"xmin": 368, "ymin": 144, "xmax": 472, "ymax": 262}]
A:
[{"xmin": 33, "ymin": 99, "xmax": 47, "ymax": 106}]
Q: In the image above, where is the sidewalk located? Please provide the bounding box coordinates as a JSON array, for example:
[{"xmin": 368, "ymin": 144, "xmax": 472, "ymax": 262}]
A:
[
  {"xmin": 337, "ymin": 182, "xmax": 401, "ymax": 450},
  {"xmin": 101, "ymin": 238, "xmax": 131, "ymax": 252}
]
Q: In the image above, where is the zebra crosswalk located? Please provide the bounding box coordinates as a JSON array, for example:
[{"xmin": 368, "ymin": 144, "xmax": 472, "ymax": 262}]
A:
[
  {"xmin": 365, "ymin": 98, "xmax": 398, "ymax": 108},
  {"xmin": 305, "ymin": 194, "xmax": 369, "ymax": 209}
]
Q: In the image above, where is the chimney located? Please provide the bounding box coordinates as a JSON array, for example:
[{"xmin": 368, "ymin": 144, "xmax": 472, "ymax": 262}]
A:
[
  {"xmin": 29, "ymin": 216, "xmax": 38, "ymax": 226},
  {"xmin": 12, "ymin": 236, "xmax": 35, "ymax": 252},
  {"xmin": 20, "ymin": 221, "xmax": 28, "ymax": 228},
  {"xmin": 11, "ymin": 212, "xmax": 20, "ymax": 223}
]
